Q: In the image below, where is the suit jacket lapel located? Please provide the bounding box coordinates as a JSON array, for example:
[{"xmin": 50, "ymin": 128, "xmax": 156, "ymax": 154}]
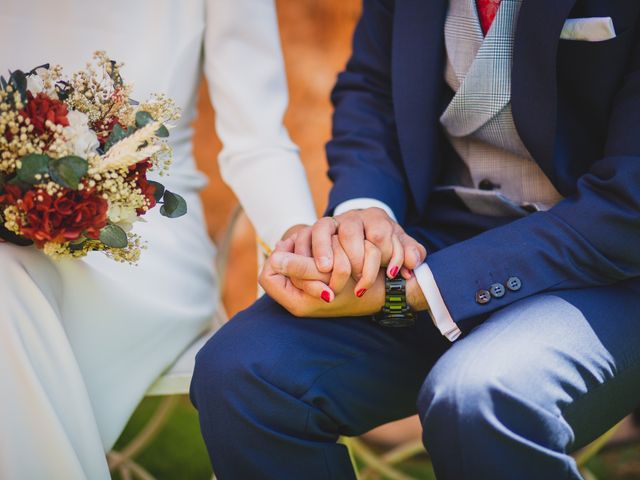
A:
[
  {"xmin": 441, "ymin": 0, "xmax": 523, "ymax": 137},
  {"xmin": 392, "ymin": 0, "xmax": 448, "ymax": 213},
  {"xmin": 512, "ymin": 0, "xmax": 578, "ymax": 181}
]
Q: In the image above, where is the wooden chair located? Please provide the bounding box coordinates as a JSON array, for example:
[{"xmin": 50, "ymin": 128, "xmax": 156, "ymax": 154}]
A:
[{"xmin": 107, "ymin": 205, "xmax": 243, "ymax": 480}]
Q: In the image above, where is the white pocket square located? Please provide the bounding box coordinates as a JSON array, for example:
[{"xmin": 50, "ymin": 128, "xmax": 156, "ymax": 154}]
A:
[{"xmin": 561, "ymin": 17, "xmax": 616, "ymax": 42}]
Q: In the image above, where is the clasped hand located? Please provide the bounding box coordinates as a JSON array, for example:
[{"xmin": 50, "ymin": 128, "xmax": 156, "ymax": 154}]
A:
[{"xmin": 259, "ymin": 207, "xmax": 427, "ymax": 318}]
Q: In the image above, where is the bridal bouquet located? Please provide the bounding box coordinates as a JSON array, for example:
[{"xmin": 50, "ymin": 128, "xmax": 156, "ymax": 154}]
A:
[{"xmin": 0, "ymin": 52, "xmax": 185, "ymax": 263}]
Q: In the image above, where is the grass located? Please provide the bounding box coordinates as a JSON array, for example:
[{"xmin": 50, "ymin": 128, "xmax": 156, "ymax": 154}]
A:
[{"xmin": 113, "ymin": 398, "xmax": 640, "ymax": 480}]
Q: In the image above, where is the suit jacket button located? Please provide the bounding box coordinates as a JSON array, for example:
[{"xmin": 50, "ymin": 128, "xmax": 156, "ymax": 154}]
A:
[
  {"xmin": 476, "ymin": 289, "xmax": 491, "ymax": 305},
  {"xmin": 490, "ymin": 283, "xmax": 506, "ymax": 298},
  {"xmin": 506, "ymin": 277, "xmax": 522, "ymax": 291}
]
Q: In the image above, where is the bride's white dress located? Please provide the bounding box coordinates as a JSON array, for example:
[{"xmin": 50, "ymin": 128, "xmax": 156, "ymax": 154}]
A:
[{"xmin": 0, "ymin": 1, "xmax": 317, "ymax": 478}]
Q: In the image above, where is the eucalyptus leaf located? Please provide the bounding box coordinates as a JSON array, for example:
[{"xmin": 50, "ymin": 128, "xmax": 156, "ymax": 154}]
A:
[
  {"xmin": 135, "ymin": 111, "xmax": 154, "ymax": 128},
  {"xmin": 155, "ymin": 124, "xmax": 169, "ymax": 138},
  {"xmin": 10, "ymin": 70, "xmax": 27, "ymax": 101},
  {"xmin": 17, "ymin": 154, "xmax": 50, "ymax": 184},
  {"xmin": 148, "ymin": 181, "xmax": 165, "ymax": 202},
  {"xmin": 103, "ymin": 124, "xmax": 133, "ymax": 152},
  {"xmin": 160, "ymin": 191, "xmax": 187, "ymax": 218},
  {"xmin": 49, "ymin": 156, "xmax": 88, "ymax": 190},
  {"xmin": 99, "ymin": 224, "xmax": 128, "ymax": 248}
]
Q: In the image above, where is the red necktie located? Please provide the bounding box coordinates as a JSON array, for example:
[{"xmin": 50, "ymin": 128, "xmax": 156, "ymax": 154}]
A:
[{"xmin": 476, "ymin": 0, "xmax": 502, "ymax": 35}]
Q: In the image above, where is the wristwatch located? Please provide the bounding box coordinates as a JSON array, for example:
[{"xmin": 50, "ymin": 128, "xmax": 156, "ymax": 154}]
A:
[{"xmin": 372, "ymin": 276, "xmax": 416, "ymax": 327}]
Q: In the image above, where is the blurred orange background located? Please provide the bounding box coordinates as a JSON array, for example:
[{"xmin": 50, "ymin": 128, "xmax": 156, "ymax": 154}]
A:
[{"xmin": 194, "ymin": 0, "xmax": 362, "ymax": 316}]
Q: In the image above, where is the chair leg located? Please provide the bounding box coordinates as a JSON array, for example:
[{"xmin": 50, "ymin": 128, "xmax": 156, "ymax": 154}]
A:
[
  {"xmin": 341, "ymin": 436, "xmax": 416, "ymax": 480},
  {"xmin": 108, "ymin": 396, "xmax": 179, "ymax": 476},
  {"xmin": 574, "ymin": 420, "xmax": 624, "ymax": 468}
]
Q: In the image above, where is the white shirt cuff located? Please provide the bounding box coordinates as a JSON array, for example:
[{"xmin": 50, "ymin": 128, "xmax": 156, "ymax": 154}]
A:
[
  {"xmin": 414, "ymin": 264, "xmax": 462, "ymax": 342},
  {"xmin": 334, "ymin": 198, "xmax": 397, "ymax": 221}
]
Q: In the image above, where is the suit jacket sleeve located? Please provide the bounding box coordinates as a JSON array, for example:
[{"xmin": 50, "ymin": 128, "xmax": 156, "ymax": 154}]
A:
[
  {"xmin": 428, "ymin": 21, "xmax": 640, "ymax": 325},
  {"xmin": 325, "ymin": 0, "xmax": 410, "ymax": 222}
]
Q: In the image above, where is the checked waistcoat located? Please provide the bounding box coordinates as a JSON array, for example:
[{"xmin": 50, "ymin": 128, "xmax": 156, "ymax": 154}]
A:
[{"xmin": 439, "ymin": 0, "xmax": 563, "ymax": 211}]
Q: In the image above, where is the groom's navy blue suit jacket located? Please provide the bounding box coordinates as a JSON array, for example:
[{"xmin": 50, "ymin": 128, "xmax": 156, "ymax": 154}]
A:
[{"xmin": 325, "ymin": 0, "xmax": 640, "ymax": 329}]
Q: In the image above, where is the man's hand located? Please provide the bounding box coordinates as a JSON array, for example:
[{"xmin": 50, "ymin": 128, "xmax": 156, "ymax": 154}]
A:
[{"xmin": 287, "ymin": 208, "xmax": 427, "ymax": 297}]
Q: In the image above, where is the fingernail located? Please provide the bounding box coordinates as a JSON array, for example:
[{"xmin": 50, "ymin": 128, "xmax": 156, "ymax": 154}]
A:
[
  {"xmin": 321, "ymin": 290, "xmax": 331, "ymax": 303},
  {"xmin": 409, "ymin": 269, "xmax": 414, "ymax": 277},
  {"xmin": 389, "ymin": 266, "xmax": 399, "ymax": 278},
  {"xmin": 413, "ymin": 248, "xmax": 422, "ymax": 264},
  {"xmin": 356, "ymin": 288, "xmax": 367, "ymax": 298},
  {"xmin": 319, "ymin": 256, "xmax": 331, "ymax": 269}
]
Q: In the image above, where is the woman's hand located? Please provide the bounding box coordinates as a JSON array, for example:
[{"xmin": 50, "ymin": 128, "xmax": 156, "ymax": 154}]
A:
[{"xmin": 260, "ymin": 238, "xmax": 386, "ymax": 317}]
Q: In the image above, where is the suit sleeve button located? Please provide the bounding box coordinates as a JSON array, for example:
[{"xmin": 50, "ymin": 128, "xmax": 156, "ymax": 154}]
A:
[
  {"xmin": 490, "ymin": 283, "xmax": 506, "ymax": 298},
  {"xmin": 506, "ymin": 277, "xmax": 522, "ymax": 291},
  {"xmin": 476, "ymin": 289, "xmax": 492, "ymax": 305}
]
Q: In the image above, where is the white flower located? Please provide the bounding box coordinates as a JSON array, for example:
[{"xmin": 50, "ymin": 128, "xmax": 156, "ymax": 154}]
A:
[
  {"xmin": 26, "ymin": 74, "xmax": 44, "ymax": 94},
  {"xmin": 26, "ymin": 68, "xmax": 58, "ymax": 98},
  {"xmin": 63, "ymin": 111, "xmax": 100, "ymax": 158},
  {"xmin": 107, "ymin": 205, "xmax": 140, "ymax": 232}
]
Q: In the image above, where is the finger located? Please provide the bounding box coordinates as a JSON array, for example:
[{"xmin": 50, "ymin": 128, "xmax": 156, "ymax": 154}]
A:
[
  {"xmin": 363, "ymin": 216, "xmax": 394, "ymax": 264},
  {"xmin": 290, "ymin": 277, "xmax": 334, "ymax": 303},
  {"xmin": 269, "ymin": 252, "xmax": 330, "ymax": 282},
  {"xmin": 354, "ymin": 240, "xmax": 382, "ymax": 297},
  {"xmin": 400, "ymin": 266, "xmax": 413, "ymax": 280},
  {"xmin": 294, "ymin": 226, "xmax": 313, "ymax": 257},
  {"xmin": 337, "ymin": 216, "xmax": 366, "ymax": 279},
  {"xmin": 328, "ymin": 234, "xmax": 351, "ymax": 295},
  {"xmin": 397, "ymin": 231, "xmax": 428, "ymax": 270},
  {"xmin": 386, "ymin": 234, "xmax": 404, "ymax": 279},
  {"xmin": 311, "ymin": 217, "xmax": 339, "ymax": 272},
  {"xmin": 274, "ymin": 237, "xmax": 295, "ymax": 253}
]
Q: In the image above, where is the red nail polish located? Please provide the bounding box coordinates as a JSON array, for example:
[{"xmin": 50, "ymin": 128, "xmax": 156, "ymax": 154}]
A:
[
  {"xmin": 356, "ymin": 288, "xmax": 367, "ymax": 298},
  {"xmin": 390, "ymin": 266, "xmax": 399, "ymax": 278},
  {"xmin": 321, "ymin": 290, "xmax": 331, "ymax": 303}
]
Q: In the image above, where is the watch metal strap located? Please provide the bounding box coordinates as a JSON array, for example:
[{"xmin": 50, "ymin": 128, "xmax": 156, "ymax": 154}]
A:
[{"xmin": 373, "ymin": 277, "xmax": 416, "ymax": 327}]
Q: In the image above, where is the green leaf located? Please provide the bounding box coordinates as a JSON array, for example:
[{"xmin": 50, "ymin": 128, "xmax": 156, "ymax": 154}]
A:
[
  {"xmin": 10, "ymin": 70, "xmax": 27, "ymax": 102},
  {"xmin": 135, "ymin": 111, "xmax": 154, "ymax": 128},
  {"xmin": 148, "ymin": 181, "xmax": 165, "ymax": 202},
  {"xmin": 99, "ymin": 224, "xmax": 128, "ymax": 248},
  {"xmin": 49, "ymin": 156, "xmax": 88, "ymax": 190},
  {"xmin": 103, "ymin": 124, "xmax": 133, "ymax": 152},
  {"xmin": 17, "ymin": 154, "xmax": 50, "ymax": 184},
  {"xmin": 160, "ymin": 191, "xmax": 187, "ymax": 218},
  {"xmin": 155, "ymin": 124, "xmax": 169, "ymax": 138}
]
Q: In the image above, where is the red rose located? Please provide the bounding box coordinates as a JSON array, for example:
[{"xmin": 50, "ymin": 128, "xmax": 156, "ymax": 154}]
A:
[
  {"xmin": 20, "ymin": 91, "xmax": 70, "ymax": 135},
  {"xmin": 128, "ymin": 160, "xmax": 157, "ymax": 214},
  {"xmin": 93, "ymin": 116, "xmax": 122, "ymax": 146},
  {"xmin": 15, "ymin": 187, "xmax": 108, "ymax": 247},
  {"xmin": 0, "ymin": 184, "xmax": 24, "ymax": 204}
]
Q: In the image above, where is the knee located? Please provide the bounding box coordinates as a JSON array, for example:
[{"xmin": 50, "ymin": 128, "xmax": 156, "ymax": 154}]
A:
[
  {"xmin": 190, "ymin": 297, "xmax": 294, "ymax": 412},
  {"xmin": 190, "ymin": 310, "xmax": 258, "ymax": 410},
  {"xmin": 417, "ymin": 344, "xmax": 535, "ymax": 447}
]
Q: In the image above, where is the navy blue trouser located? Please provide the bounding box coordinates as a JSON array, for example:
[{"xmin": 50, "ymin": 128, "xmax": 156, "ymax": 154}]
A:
[{"xmin": 190, "ymin": 280, "xmax": 640, "ymax": 479}]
